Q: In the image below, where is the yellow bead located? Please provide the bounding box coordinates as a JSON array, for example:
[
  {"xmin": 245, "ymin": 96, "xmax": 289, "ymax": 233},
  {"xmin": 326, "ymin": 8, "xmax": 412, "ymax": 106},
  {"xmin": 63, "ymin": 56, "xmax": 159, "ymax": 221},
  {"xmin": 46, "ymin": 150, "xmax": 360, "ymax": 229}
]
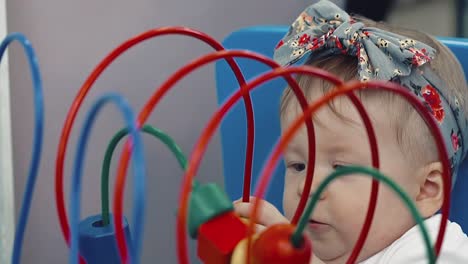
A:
[{"xmin": 230, "ymin": 235, "xmax": 258, "ymax": 264}]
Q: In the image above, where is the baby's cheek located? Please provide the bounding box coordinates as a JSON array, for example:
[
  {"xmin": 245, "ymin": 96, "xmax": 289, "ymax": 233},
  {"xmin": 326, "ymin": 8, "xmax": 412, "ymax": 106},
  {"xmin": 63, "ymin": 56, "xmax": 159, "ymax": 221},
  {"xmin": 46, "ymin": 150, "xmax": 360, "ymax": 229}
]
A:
[
  {"xmin": 336, "ymin": 190, "xmax": 372, "ymax": 233},
  {"xmin": 283, "ymin": 201, "xmax": 298, "ymax": 222},
  {"xmin": 282, "ymin": 189, "xmax": 298, "ymax": 221}
]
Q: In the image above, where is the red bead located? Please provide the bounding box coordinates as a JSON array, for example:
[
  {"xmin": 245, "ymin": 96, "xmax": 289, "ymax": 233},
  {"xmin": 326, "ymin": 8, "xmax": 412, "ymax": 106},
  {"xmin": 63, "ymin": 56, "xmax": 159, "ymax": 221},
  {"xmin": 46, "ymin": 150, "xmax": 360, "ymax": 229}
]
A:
[
  {"xmin": 197, "ymin": 211, "xmax": 248, "ymax": 264},
  {"xmin": 252, "ymin": 223, "xmax": 312, "ymax": 264}
]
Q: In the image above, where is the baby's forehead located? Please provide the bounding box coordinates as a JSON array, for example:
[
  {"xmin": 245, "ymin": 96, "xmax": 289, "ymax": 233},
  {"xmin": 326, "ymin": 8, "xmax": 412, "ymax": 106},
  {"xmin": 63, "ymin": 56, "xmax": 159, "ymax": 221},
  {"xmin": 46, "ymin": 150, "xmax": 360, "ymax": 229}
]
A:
[
  {"xmin": 281, "ymin": 100, "xmax": 365, "ymax": 134},
  {"xmin": 282, "ymin": 92, "xmax": 378, "ymax": 122},
  {"xmin": 280, "ymin": 92, "xmax": 404, "ymax": 144}
]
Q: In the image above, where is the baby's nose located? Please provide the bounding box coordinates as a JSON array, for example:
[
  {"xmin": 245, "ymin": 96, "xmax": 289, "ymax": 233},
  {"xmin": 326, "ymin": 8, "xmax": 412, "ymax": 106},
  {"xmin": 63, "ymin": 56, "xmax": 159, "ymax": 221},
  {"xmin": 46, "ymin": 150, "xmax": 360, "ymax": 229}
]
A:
[{"xmin": 297, "ymin": 173, "xmax": 328, "ymax": 200}]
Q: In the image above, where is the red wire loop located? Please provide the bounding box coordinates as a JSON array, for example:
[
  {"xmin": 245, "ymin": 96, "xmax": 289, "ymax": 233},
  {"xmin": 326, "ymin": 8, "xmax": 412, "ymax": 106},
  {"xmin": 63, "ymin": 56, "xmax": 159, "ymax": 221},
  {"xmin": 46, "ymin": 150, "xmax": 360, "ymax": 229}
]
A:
[
  {"xmin": 55, "ymin": 27, "xmax": 253, "ymax": 263},
  {"xmin": 170, "ymin": 61, "xmax": 383, "ymax": 264},
  {"xmin": 55, "ymin": 27, "xmax": 450, "ymax": 264},
  {"xmin": 114, "ymin": 50, "xmax": 380, "ymax": 263},
  {"xmin": 286, "ymin": 71, "xmax": 381, "ymax": 264},
  {"xmin": 112, "ymin": 50, "xmax": 332, "ymax": 264},
  {"xmin": 247, "ymin": 68, "xmax": 450, "ymax": 264}
]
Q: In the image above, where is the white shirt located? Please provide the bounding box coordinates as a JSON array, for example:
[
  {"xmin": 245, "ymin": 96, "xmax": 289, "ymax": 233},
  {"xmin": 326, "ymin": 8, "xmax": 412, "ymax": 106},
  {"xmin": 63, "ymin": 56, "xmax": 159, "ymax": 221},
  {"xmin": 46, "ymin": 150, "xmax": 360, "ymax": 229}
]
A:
[{"xmin": 360, "ymin": 214, "xmax": 468, "ymax": 263}]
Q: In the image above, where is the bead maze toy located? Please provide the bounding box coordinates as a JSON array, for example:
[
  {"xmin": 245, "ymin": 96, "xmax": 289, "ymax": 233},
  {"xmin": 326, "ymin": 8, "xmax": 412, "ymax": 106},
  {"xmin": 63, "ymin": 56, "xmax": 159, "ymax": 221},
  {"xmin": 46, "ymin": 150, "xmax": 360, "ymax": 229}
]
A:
[{"xmin": 2, "ymin": 22, "xmax": 468, "ymax": 264}]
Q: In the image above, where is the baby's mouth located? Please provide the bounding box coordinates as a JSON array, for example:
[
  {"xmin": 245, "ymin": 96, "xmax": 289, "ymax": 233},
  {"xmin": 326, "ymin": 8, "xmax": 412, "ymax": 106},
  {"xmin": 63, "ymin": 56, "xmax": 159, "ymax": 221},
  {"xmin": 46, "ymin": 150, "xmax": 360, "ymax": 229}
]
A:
[
  {"xmin": 309, "ymin": 219, "xmax": 325, "ymax": 224},
  {"xmin": 308, "ymin": 219, "xmax": 330, "ymax": 232}
]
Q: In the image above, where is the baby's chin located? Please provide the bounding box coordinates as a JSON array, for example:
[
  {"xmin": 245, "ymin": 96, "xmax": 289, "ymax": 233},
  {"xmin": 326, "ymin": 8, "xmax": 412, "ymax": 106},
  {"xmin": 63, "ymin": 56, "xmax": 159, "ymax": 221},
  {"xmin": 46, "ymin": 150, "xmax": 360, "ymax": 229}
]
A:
[
  {"xmin": 310, "ymin": 237, "xmax": 385, "ymax": 264},
  {"xmin": 311, "ymin": 243, "xmax": 349, "ymax": 264},
  {"xmin": 306, "ymin": 229, "xmax": 375, "ymax": 264}
]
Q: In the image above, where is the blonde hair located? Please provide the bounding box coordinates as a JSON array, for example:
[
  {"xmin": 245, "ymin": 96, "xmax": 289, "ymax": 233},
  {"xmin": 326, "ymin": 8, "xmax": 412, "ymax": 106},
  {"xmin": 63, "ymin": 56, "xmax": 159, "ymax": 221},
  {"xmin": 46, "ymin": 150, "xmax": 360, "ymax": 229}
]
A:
[{"xmin": 280, "ymin": 16, "xmax": 468, "ymax": 165}]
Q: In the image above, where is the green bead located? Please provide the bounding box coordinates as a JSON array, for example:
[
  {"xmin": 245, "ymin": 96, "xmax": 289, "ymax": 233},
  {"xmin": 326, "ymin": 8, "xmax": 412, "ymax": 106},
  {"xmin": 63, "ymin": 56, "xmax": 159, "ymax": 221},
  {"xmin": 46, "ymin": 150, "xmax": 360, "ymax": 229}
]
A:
[{"xmin": 188, "ymin": 183, "xmax": 233, "ymax": 238}]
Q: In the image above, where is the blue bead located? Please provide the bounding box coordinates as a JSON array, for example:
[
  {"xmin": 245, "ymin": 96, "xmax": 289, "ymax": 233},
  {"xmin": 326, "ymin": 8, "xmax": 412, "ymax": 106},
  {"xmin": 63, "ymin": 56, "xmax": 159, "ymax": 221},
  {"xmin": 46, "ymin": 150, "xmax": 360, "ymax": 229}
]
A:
[{"xmin": 79, "ymin": 214, "xmax": 132, "ymax": 264}]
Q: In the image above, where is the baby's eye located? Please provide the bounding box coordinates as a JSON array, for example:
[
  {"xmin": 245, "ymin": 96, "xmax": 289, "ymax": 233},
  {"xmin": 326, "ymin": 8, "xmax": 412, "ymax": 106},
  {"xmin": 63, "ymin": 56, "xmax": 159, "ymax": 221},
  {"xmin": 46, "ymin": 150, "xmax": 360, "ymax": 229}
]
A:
[
  {"xmin": 332, "ymin": 163, "xmax": 347, "ymax": 170},
  {"xmin": 289, "ymin": 162, "xmax": 306, "ymax": 172}
]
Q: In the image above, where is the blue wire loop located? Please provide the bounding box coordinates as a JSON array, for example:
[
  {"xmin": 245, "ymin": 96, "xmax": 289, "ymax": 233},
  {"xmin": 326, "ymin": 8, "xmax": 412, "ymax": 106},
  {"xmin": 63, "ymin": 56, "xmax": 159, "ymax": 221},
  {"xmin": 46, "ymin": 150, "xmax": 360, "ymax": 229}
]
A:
[
  {"xmin": 69, "ymin": 93, "xmax": 147, "ymax": 264},
  {"xmin": 1, "ymin": 33, "xmax": 45, "ymax": 264}
]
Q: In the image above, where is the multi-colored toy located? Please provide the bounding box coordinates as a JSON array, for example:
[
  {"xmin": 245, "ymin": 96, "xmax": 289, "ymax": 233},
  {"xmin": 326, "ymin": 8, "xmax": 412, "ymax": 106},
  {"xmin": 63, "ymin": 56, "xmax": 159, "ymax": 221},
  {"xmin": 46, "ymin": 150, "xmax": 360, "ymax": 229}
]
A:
[{"xmin": 3, "ymin": 18, "xmax": 468, "ymax": 264}]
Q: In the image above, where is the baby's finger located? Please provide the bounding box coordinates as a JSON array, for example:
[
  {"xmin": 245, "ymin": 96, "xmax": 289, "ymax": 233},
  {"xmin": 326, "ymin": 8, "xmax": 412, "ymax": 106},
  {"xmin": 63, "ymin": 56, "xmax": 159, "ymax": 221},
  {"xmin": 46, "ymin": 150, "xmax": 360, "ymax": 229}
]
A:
[
  {"xmin": 254, "ymin": 223, "xmax": 267, "ymax": 233},
  {"xmin": 233, "ymin": 196, "xmax": 264, "ymax": 204},
  {"xmin": 233, "ymin": 199, "xmax": 289, "ymax": 227},
  {"xmin": 233, "ymin": 201, "xmax": 250, "ymax": 218},
  {"xmin": 238, "ymin": 217, "xmax": 267, "ymax": 233}
]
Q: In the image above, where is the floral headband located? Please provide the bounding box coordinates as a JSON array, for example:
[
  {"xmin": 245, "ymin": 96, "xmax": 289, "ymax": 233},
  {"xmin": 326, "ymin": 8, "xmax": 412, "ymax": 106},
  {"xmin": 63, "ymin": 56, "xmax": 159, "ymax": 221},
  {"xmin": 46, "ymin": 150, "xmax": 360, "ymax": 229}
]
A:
[{"xmin": 273, "ymin": 0, "xmax": 468, "ymax": 183}]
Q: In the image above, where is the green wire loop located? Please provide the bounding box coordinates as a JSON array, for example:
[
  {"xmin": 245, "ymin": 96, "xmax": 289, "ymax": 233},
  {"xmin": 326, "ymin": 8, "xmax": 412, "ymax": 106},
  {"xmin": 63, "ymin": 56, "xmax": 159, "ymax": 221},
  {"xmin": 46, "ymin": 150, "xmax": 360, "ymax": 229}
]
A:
[
  {"xmin": 101, "ymin": 124, "xmax": 187, "ymax": 225},
  {"xmin": 292, "ymin": 165, "xmax": 436, "ymax": 264}
]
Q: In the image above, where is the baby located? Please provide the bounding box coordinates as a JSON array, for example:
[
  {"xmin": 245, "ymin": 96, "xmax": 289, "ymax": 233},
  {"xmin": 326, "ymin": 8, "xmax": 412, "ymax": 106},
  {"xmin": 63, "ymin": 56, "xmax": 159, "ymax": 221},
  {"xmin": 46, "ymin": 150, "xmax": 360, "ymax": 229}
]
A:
[{"xmin": 235, "ymin": 1, "xmax": 468, "ymax": 263}]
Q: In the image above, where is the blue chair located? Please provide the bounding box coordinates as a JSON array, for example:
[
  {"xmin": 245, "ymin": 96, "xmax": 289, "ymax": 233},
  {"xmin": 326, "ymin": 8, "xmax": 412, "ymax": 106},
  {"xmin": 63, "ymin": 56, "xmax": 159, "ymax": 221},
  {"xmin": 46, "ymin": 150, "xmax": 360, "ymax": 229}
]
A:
[{"xmin": 215, "ymin": 26, "xmax": 468, "ymax": 232}]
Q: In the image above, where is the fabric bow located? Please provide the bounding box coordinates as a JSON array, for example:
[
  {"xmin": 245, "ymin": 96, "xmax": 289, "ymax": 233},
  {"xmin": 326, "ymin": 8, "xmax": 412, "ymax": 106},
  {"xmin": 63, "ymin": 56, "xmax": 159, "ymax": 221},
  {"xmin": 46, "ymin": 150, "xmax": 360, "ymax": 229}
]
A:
[{"xmin": 273, "ymin": 0, "xmax": 435, "ymax": 82}]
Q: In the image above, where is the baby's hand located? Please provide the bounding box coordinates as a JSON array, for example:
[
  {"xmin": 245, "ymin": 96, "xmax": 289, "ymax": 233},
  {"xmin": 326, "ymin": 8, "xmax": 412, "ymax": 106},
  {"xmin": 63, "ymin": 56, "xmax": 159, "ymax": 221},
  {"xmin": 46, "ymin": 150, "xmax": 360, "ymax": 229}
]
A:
[
  {"xmin": 233, "ymin": 196, "xmax": 289, "ymax": 232},
  {"xmin": 233, "ymin": 197, "xmax": 325, "ymax": 264}
]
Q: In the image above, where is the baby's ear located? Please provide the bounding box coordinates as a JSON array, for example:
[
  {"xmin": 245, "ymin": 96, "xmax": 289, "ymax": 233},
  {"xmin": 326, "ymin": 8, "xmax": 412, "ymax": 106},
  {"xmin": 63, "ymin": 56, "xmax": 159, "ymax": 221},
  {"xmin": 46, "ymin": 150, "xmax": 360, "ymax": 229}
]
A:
[{"xmin": 415, "ymin": 161, "xmax": 443, "ymax": 217}]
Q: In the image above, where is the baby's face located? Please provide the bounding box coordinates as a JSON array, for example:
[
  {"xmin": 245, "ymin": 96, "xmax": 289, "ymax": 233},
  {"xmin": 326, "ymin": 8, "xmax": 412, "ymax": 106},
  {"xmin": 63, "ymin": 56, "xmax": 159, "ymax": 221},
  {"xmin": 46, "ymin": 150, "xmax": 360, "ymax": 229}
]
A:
[{"xmin": 281, "ymin": 97, "xmax": 423, "ymax": 263}]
